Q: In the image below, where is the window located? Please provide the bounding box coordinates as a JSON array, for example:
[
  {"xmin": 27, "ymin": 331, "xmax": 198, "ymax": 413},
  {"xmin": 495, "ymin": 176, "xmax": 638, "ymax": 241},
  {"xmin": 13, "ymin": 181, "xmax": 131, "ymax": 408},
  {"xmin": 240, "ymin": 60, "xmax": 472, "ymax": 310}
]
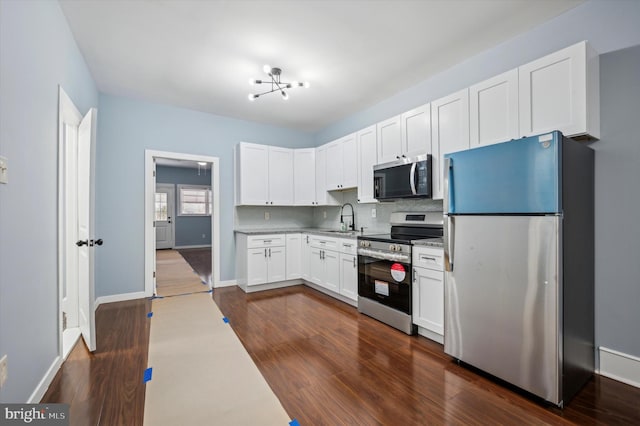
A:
[
  {"xmin": 154, "ymin": 192, "xmax": 168, "ymax": 221},
  {"xmin": 178, "ymin": 185, "xmax": 212, "ymax": 216}
]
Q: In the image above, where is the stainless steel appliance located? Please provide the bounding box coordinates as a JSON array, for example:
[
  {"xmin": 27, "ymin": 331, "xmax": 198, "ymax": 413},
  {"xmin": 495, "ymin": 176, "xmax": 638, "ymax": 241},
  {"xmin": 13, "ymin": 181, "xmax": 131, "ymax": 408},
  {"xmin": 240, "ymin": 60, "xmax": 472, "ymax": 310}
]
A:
[
  {"xmin": 443, "ymin": 131, "xmax": 594, "ymax": 407},
  {"xmin": 373, "ymin": 155, "xmax": 432, "ymax": 200},
  {"xmin": 357, "ymin": 212, "xmax": 443, "ymax": 334}
]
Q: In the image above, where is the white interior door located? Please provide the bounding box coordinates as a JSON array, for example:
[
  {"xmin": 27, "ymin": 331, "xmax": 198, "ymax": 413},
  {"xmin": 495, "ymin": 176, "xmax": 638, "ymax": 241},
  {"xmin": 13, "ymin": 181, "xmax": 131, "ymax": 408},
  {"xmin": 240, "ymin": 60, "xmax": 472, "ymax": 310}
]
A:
[
  {"xmin": 77, "ymin": 108, "xmax": 97, "ymax": 352},
  {"xmin": 155, "ymin": 183, "xmax": 175, "ymax": 249}
]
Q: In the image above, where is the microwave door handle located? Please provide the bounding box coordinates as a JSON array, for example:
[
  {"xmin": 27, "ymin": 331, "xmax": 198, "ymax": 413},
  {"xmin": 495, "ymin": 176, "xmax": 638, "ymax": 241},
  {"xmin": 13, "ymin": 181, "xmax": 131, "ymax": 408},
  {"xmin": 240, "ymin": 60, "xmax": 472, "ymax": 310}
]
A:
[{"xmin": 409, "ymin": 162, "xmax": 417, "ymax": 195}]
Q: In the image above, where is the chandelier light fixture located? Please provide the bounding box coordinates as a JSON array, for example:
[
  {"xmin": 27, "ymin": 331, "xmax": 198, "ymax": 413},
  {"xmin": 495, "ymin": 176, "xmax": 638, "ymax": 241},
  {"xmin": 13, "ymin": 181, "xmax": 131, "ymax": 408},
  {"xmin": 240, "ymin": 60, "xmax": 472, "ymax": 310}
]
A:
[{"xmin": 248, "ymin": 65, "xmax": 310, "ymax": 101}]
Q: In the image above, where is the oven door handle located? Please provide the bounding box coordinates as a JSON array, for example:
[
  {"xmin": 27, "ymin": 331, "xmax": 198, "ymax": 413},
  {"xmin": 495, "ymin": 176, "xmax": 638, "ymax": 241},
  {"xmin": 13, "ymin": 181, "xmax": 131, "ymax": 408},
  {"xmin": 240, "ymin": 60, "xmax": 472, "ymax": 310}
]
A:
[{"xmin": 358, "ymin": 248, "xmax": 410, "ymax": 263}]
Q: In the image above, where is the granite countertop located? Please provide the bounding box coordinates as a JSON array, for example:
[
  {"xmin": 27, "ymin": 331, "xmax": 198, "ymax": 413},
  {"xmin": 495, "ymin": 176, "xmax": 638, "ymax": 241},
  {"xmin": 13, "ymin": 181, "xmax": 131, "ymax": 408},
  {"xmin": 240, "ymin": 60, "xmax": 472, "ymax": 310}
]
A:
[
  {"xmin": 412, "ymin": 237, "xmax": 444, "ymax": 248},
  {"xmin": 234, "ymin": 228, "xmax": 367, "ymax": 240}
]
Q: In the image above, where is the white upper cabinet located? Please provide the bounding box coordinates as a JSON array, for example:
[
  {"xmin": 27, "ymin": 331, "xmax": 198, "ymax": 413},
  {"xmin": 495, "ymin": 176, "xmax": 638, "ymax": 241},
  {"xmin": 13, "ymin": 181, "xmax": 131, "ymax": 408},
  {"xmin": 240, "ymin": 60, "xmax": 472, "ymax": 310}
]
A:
[
  {"xmin": 519, "ymin": 40, "xmax": 600, "ymax": 140},
  {"xmin": 235, "ymin": 142, "xmax": 269, "ymax": 205},
  {"xmin": 293, "ymin": 148, "xmax": 316, "ymax": 206},
  {"xmin": 268, "ymin": 146, "xmax": 294, "ymax": 205},
  {"xmin": 401, "ymin": 104, "xmax": 431, "ymax": 157},
  {"xmin": 356, "ymin": 125, "xmax": 377, "ymax": 204},
  {"xmin": 235, "ymin": 142, "xmax": 293, "ymax": 206},
  {"xmin": 431, "ymin": 89, "xmax": 470, "ymax": 199},
  {"xmin": 470, "ymin": 69, "xmax": 519, "ymax": 148},
  {"xmin": 315, "ymin": 145, "xmax": 339, "ymax": 206},
  {"xmin": 376, "ymin": 115, "xmax": 403, "ymax": 164},
  {"xmin": 325, "ymin": 133, "xmax": 357, "ymax": 191}
]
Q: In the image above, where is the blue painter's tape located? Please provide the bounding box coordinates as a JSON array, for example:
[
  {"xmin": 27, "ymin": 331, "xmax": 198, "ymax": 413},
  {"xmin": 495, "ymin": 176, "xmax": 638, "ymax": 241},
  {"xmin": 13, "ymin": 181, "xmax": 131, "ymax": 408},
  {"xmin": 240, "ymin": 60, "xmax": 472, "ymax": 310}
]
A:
[
  {"xmin": 201, "ymin": 280, "xmax": 207, "ymax": 285},
  {"xmin": 147, "ymin": 312, "xmax": 153, "ymax": 318},
  {"xmin": 143, "ymin": 367, "xmax": 153, "ymax": 383},
  {"xmin": 289, "ymin": 419, "xmax": 300, "ymax": 426},
  {"xmin": 222, "ymin": 317, "xmax": 229, "ymax": 323},
  {"xmin": 207, "ymin": 289, "xmax": 213, "ymax": 293}
]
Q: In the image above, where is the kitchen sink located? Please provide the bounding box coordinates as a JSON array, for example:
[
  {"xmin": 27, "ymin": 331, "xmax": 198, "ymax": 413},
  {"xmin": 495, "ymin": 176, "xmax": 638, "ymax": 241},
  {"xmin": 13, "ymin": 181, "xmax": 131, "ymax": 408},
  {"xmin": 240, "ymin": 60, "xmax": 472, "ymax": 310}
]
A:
[{"xmin": 324, "ymin": 230, "xmax": 358, "ymax": 236}]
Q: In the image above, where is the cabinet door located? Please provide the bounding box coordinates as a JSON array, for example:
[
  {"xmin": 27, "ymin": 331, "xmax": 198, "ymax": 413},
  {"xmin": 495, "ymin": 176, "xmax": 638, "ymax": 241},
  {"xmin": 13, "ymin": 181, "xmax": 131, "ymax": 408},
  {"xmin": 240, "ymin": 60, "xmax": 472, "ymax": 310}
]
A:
[
  {"xmin": 315, "ymin": 146, "xmax": 338, "ymax": 206},
  {"xmin": 470, "ymin": 69, "xmax": 519, "ymax": 148},
  {"xmin": 286, "ymin": 234, "xmax": 302, "ymax": 280},
  {"xmin": 357, "ymin": 125, "xmax": 378, "ymax": 204},
  {"xmin": 301, "ymin": 235, "xmax": 311, "ymax": 280},
  {"xmin": 413, "ymin": 267, "xmax": 444, "ymax": 335},
  {"xmin": 325, "ymin": 140, "xmax": 343, "ymax": 191},
  {"xmin": 293, "ymin": 149, "xmax": 316, "ymax": 206},
  {"xmin": 323, "ymin": 250, "xmax": 340, "ymax": 293},
  {"xmin": 431, "ymin": 89, "xmax": 470, "ymax": 199},
  {"xmin": 376, "ymin": 115, "xmax": 402, "ymax": 164},
  {"xmin": 247, "ymin": 248, "xmax": 268, "ymax": 286},
  {"xmin": 341, "ymin": 133, "xmax": 358, "ymax": 189},
  {"xmin": 267, "ymin": 246, "xmax": 286, "ymax": 282},
  {"xmin": 402, "ymin": 104, "xmax": 431, "ymax": 157},
  {"xmin": 268, "ymin": 147, "xmax": 294, "ymax": 205},
  {"xmin": 519, "ymin": 41, "xmax": 590, "ymax": 138},
  {"xmin": 237, "ymin": 143, "xmax": 269, "ymax": 205},
  {"xmin": 339, "ymin": 253, "xmax": 358, "ymax": 301},
  {"xmin": 309, "ymin": 247, "xmax": 324, "ymax": 285}
]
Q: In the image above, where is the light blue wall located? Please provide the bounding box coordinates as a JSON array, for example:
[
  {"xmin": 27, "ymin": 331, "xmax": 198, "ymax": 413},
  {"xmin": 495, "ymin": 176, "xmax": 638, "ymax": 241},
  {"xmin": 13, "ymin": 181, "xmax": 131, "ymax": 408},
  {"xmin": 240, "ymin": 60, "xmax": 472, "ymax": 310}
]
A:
[
  {"xmin": 0, "ymin": 0, "xmax": 99, "ymax": 402},
  {"xmin": 156, "ymin": 166, "xmax": 212, "ymax": 247},
  {"xmin": 315, "ymin": 0, "xmax": 640, "ymax": 144},
  {"xmin": 95, "ymin": 94, "xmax": 314, "ymax": 296}
]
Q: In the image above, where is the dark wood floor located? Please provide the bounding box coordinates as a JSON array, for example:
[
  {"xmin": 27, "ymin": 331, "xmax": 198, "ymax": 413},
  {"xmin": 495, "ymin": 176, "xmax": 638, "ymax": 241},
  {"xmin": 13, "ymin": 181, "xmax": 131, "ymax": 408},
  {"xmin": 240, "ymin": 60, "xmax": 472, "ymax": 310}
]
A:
[
  {"xmin": 41, "ymin": 298, "xmax": 151, "ymax": 426},
  {"xmin": 213, "ymin": 285, "xmax": 640, "ymax": 425},
  {"xmin": 41, "ymin": 270, "xmax": 639, "ymax": 424},
  {"xmin": 177, "ymin": 247, "xmax": 212, "ymax": 286}
]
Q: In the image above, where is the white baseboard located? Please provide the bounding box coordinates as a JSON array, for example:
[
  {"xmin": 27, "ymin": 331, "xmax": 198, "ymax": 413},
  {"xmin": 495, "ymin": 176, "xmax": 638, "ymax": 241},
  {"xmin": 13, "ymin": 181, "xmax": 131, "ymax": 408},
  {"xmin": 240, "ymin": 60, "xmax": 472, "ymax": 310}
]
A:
[
  {"xmin": 598, "ymin": 346, "xmax": 640, "ymax": 388},
  {"xmin": 28, "ymin": 356, "xmax": 62, "ymax": 403},
  {"xmin": 95, "ymin": 291, "xmax": 148, "ymax": 308},
  {"xmin": 215, "ymin": 279, "xmax": 237, "ymax": 288},
  {"xmin": 173, "ymin": 244, "xmax": 212, "ymax": 249}
]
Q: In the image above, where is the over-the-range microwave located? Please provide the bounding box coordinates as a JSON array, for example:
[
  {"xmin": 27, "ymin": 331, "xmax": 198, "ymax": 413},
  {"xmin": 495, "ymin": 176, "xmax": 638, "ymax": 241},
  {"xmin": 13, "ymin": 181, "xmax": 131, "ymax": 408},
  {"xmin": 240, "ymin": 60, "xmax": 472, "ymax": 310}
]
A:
[{"xmin": 373, "ymin": 154, "xmax": 432, "ymax": 200}]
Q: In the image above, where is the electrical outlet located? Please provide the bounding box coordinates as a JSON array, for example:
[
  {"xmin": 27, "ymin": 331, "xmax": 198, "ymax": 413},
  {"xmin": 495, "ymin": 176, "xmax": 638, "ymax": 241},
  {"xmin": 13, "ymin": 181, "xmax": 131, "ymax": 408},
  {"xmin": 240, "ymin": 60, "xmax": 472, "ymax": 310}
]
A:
[
  {"xmin": 371, "ymin": 208, "xmax": 377, "ymax": 218},
  {"xmin": 202, "ymin": 234, "xmax": 206, "ymax": 239},
  {"xmin": 323, "ymin": 211, "xmax": 327, "ymax": 219},
  {"xmin": 0, "ymin": 354, "xmax": 7, "ymax": 388},
  {"xmin": 0, "ymin": 156, "xmax": 7, "ymax": 184},
  {"xmin": 264, "ymin": 211, "xmax": 270, "ymax": 220}
]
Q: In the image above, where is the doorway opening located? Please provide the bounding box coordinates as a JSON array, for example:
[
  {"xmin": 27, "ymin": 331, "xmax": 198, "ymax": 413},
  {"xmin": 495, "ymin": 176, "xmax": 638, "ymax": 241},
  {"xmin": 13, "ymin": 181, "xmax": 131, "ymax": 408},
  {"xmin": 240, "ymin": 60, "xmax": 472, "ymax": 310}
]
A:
[{"xmin": 144, "ymin": 151, "xmax": 220, "ymax": 297}]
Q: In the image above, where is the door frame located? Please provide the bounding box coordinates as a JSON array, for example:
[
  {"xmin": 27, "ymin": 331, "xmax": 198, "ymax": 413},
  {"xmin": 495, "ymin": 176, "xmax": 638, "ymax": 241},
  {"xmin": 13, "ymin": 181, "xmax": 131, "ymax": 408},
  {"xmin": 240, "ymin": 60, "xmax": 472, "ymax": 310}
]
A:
[
  {"xmin": 154, "ymin": 183, "xmax": 176, "ymax": 249},
  {"xmin": 144, "ymin": 150, "xmax": 220, "ymax": 297}
]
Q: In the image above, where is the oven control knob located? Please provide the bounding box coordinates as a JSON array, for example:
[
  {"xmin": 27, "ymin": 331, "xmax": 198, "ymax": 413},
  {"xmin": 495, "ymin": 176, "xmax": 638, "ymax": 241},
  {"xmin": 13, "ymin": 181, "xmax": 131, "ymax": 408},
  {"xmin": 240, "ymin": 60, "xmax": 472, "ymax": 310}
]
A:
[{"xmin": 389, "ymin": 244, "xmax": 396, "ymax": 251}]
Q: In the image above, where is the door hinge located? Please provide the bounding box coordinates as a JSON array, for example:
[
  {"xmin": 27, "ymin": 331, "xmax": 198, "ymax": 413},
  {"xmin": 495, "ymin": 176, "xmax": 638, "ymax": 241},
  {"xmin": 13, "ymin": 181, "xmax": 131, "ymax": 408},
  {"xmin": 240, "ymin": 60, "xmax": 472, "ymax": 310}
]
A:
[
  {"xmin": 153, "ymin": 271, "xmax": 156, "ymax": 278},
  {"xmin": 153, "ymin": 170, "xmax": 156, "ymax": 177}
]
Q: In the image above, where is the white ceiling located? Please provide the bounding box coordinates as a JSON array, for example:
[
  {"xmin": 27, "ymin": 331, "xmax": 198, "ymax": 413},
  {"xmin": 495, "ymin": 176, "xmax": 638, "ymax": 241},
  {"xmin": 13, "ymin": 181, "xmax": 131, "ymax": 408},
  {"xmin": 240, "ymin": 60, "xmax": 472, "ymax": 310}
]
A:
[{"xmin": 59, "ymin": 0, "xmax": 583, "ymax": 132}]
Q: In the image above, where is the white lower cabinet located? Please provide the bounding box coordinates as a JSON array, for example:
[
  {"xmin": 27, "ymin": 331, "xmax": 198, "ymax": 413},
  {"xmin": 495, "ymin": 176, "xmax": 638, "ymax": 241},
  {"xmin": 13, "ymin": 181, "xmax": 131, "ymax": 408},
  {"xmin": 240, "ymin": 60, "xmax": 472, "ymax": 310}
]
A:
[
  {"xmin": 412, "ymin": 246, "xmax": 444, "ymax": 342},
  {"xmin": 286, "ymin": 233, "xmax": 302, "ymax": 279},
  {"xmin": 309, "ymin": 246, "xmax": 339, "ymax": 293},
  {"xmin": 301, "ymin": 234, "xmax": 311, "ymax": 280},
  {"xmin": 246, "ymin": 245, "xmax": 286, "ymax": 286},
  {"xmin": 339, "ymin": 253, "xmax": 358, "ymax": 301}
]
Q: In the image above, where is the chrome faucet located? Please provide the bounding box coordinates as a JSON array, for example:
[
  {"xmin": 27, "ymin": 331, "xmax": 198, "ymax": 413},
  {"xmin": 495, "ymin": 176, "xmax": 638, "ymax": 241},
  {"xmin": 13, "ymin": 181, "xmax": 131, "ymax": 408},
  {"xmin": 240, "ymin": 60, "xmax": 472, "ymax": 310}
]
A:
[{"xmin": 340, "ymin": 203, "xmax": 355, "ymax": 231}]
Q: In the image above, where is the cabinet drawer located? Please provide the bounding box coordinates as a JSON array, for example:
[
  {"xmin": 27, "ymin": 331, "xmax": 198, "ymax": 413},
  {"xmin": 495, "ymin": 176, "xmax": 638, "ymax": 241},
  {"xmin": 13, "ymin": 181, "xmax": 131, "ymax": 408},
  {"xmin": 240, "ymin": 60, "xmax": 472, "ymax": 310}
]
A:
[
  {"xmin": 247, "ymin": 234, "xmax": 285, "ymax": 248},
  {"xmin": 309, "ymin": 235, "xmax": 339, "ymax": 250},
  {"xmin": 413, "ymin": 246, "xmax": 444, "ymax": 271},
  {"xmin": 339, "ymin": 239, "xmax": 357, "ymax": 255}
]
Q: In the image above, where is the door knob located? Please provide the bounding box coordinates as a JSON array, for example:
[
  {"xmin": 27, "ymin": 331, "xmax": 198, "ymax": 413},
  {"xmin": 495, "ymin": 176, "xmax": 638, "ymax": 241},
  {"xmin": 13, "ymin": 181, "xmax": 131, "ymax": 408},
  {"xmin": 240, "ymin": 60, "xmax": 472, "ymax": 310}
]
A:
[
  {"xmin": 94, "ymin": 239, "xmax": 103, "ymax": 246},
  {"xmin": 76, "ymin": 240, "xmax": 88, "ymax": 247}
]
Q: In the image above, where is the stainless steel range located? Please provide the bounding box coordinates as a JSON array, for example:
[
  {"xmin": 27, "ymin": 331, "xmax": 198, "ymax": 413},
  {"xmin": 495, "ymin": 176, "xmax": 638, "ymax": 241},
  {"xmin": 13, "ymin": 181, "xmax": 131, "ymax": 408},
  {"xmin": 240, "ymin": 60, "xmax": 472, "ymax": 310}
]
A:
[{"xmin": 357, "ymin": 212, "xmax": 443, "ymax": 334}]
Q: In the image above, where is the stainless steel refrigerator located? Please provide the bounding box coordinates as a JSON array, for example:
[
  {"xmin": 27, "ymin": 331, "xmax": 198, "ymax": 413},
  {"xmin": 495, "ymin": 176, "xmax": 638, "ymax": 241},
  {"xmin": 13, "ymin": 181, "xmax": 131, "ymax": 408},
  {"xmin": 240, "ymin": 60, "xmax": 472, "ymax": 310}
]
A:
[{"xmin": 443, "ymin": 131, "xmax": 594, "ymax": 407}]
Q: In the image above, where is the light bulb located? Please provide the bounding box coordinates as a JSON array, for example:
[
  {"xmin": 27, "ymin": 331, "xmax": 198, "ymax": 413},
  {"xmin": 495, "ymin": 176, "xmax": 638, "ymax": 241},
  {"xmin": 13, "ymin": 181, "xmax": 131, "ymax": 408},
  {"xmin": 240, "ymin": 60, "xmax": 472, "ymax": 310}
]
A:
[
  {"xmin": 263, "ymin": 64, "xmax": 271, "ymax": 74},
  {"xmin": 291, "ymin": 81, "xmax": 299, "ymax": 87},
  {"xmin": 248, "ymin": 78, "xmax": 255, "ymax": 85},
  {"xmin": 303, "ymin": 81, "xmax": 310, "ymax": 88},
  {"xmin": 248, "ymin": 94, "xmax": 257, "ymax": 101},
  {"xmin": 281, "ymin": 91, "xmax": 289, "ymax": 100}
]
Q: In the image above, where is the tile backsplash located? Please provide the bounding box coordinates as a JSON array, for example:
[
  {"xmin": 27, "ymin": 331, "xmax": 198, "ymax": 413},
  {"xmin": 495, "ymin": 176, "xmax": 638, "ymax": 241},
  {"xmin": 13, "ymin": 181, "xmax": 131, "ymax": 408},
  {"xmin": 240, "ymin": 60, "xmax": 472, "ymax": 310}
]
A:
[{"xmin": 234, "ymin": 189, "xmax": 443, "ymax": 232}]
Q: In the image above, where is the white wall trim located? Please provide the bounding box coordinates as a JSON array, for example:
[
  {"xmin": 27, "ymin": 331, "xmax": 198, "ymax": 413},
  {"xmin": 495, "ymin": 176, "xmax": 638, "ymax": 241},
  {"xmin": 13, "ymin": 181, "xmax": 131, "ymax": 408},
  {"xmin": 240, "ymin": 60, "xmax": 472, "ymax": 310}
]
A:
[
  {"xmin": 28, "ymin": 356, "xmax": 62, "ymax": 403},
  {"xmin": 216, "ymin": 279, "xmax": 238, "ymax": 288},
  {"xmin": 598, "ymin": 347, "xmax": 640, "ymax": 389},
  {"xmin": 145, "ymin": 150, "xmax": 221, "ymax": 296},
  {"xmin": 174, "ymin": 244, "xmax": 212, "ymax": 249},
  {"xmin": 95, "ymin": 291, "xmax": 147, "ymax": 308}
]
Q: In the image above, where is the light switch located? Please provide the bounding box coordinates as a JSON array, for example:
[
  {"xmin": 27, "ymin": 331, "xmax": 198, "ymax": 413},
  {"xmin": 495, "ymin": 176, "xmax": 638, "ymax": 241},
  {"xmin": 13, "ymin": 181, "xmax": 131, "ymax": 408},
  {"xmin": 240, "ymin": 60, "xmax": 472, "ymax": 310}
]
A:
[
  {"xmin": 0, "ymin": 156, "xmax": 7, "ymax": 184},
  {"xmin": 264, "ymin": 211, "xmax": 270, "ymax": 220},
  {"xmin": 371, "ymin": 208, "xmax": 377, "ymax": 218}
]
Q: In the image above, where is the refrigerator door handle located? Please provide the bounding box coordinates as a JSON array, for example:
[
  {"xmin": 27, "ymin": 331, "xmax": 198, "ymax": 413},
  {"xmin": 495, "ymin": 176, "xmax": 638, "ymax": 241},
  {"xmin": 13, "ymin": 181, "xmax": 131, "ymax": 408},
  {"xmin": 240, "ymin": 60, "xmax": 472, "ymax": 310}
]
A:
[
  {"xmin": 444, "ymin": 216, "xmax": 455, "ymax": 271},
  {"xmin": 443, "ymin": 157, "xmax": 452, "ymax": 214},
  {"xmin": 409, "ymin": 162, "xmax": 417, "ymax": 195}
]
